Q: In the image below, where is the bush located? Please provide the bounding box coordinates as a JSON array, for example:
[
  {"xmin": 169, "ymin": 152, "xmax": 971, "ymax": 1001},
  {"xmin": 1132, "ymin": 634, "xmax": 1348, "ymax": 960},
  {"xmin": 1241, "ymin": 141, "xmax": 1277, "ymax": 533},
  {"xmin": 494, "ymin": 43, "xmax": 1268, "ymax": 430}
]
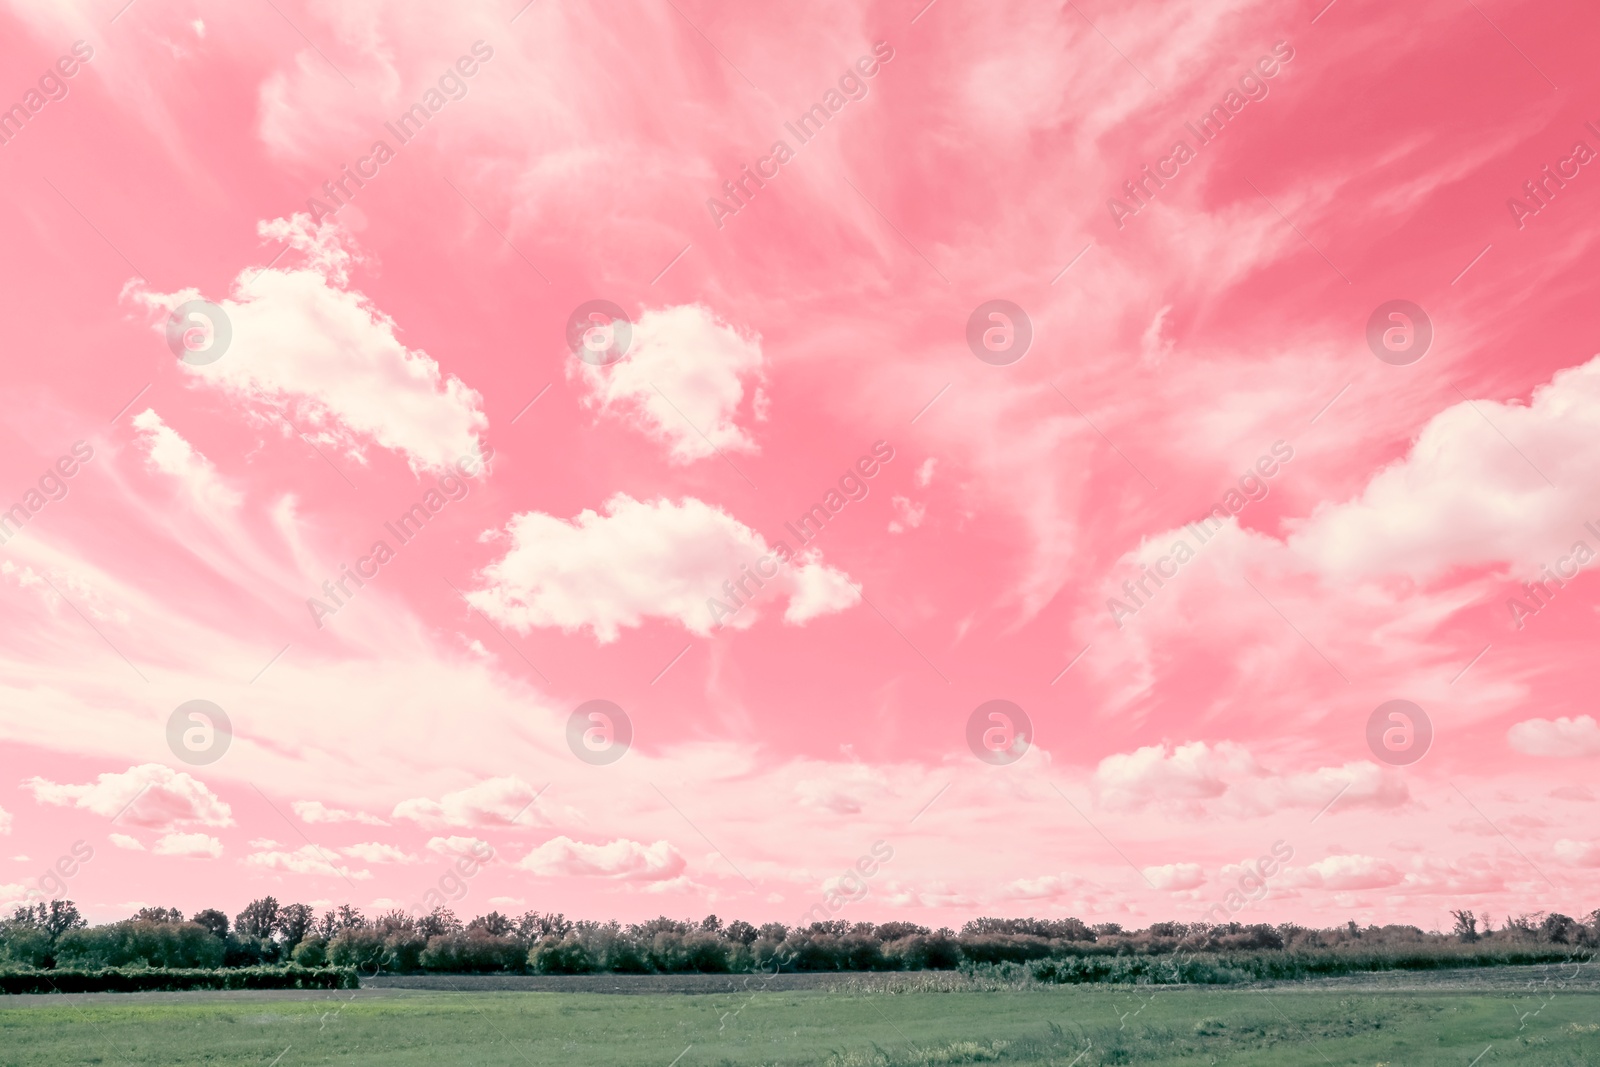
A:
[
  {"xmin": 883, "ymin": 933, "xmax": 961, "ymax": 970},
  {"xmin": 0, "ymin": 925, "xmax": 55, "ymax": 969},
  {"xmin": 54, "ymin": 921, "xmax": 224, "ymax": 970},
  {"xmin": 0, "ymin": 966, "xmax": 356, "ymax": 995},
  {"xmin": 529, "ymin": 934, "xmax": 596, "ymax": 974},
  {"xmin": 419, "ymin": 933, "xmax": 525, "ymax": 973},
  {"xmin": 958, "ymin": 934, "xmax": 1054, "ymax": 965},
  {"xmin": 327, "ymin": 928, "xmax": 387, "ymax": 971},
  {"xmin": 290, "ymin": 938, "xmax": 327, "ymax": 968}
]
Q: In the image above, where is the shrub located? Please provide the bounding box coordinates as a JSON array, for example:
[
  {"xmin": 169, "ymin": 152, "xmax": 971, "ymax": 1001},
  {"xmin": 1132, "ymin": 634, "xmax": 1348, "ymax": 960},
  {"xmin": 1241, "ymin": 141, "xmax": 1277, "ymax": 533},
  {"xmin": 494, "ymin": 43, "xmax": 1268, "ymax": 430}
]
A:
[
  {"xmin": 883, "ymin": 933, "xmax": 961, "ymax": 971},
  {"xmin": 327, "ymin": 928, "xmax": 387, "ymax": 971},
  {"xmin": 419, "ymin": 932, "xmax": 525, "ymax": 973},
  {"xmin": 290, "ymin": 938, "xmax": 327, "ymax": 968},
  {"xmin": 530, "ymin": 934, "xmax": 596, "ymax": 974},
  {"xmin": 0, "ymin": 925, "xmax": 55, "ymax": 969},
  {"xmin": 54, "ymin": 921, "xmax": 224, "ymax": 970},
  {"xmin": 0, "ymin": 966, "xmax": 356, "ymax": 994}
]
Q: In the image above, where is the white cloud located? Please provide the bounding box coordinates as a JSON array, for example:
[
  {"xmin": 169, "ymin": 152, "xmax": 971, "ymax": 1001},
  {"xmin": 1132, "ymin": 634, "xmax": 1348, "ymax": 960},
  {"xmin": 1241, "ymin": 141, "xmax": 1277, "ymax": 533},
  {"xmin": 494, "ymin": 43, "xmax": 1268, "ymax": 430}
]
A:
[
  {"xmin": 574, "ymin": 304, "xmax": 765, "ymax": 463},
  {"xmin": 426, "ymin": 836, "xmax": 494, "ymax": 860},
  {"xmin": 887, "ymin": 495, "xmax": 926, "ymax": 534},
  {"xmin": 129, "ymin": 215, "xmax": 487, "ymax": 473},
  {"xmin": 1090, "ymin": 741, "xmax": 1407, "ymax": 818},
  {"xmin": 1554, "ymin": 839, "xmax": 1600, "ymax": 867},
  {"xmin": 469, "ymin": 494, "xmax": 858, "ymax": 642},
  {"xmin": 392, "ymin": 777, "xmax": 540, "ymax": 828},
  {"xmin": 1143, "ymin": 863, "xmax": 1205, "ymax": 890},
  {"xmin": 341, "ymin": 842, "xmax": 416, "ymax": 864},
  {"xmin": 1286, "ymin": 854, "xmax": 1404, "ymax": 890},
  {"xmin": 292, "ymin": 800, "xmax": 388, "ymax": 825},
  {"xmin": 517, "ymin": 836, "xmax": 685, "ymax": 881},
  {"xmin": 152, "ymin": 833, "xmax": 222, "ymax": 859},
  {"xmin": 1508, "ymin": 716, "xmax": 1600, "ymax": 757},
  {"xmin": 130, "ymin": 409, "xmax": 241, "ymax": 510},
  {"xmin": 915, "ymin": 458, "xmax": 936, "ymax": 488},
  {"xmin": 1287, "ymin": 354, "xmax": 1600, "ymax": 581},
  {"xmin": 0, "ymin": 806, "xmax": 10, "ymax": 835},
  {"xmin": 109, "ymin": 833, "xmax": 145, "ymax": 851},
  {"xmin": 249, "ymin": 838, "xmax": 280, "ymax": 848},
  {"xmin": 23, "ymin": 764, "xmax": 233, "ymax": 829},
  {"xmin": 245, "ymin": 844, "xmax": 371, "ymax": 880}
]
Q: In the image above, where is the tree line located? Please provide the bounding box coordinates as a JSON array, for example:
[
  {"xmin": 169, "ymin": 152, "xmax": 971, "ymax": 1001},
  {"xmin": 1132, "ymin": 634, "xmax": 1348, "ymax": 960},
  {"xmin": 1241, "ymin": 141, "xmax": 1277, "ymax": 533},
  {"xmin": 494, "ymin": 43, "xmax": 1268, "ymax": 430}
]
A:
[{"xmin": 2, "ymin": 899, "xmax": 1595, "ymax": 976}]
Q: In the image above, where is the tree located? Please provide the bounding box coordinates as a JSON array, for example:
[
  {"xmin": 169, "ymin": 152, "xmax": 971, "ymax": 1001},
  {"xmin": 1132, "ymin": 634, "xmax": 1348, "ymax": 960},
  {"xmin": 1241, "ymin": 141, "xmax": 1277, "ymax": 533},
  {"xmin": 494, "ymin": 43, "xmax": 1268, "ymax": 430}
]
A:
[
  {"xmin": 236, "ymin": 897, "xmax": 280, "ymax": 939},
  {"xmin": 279, "ymin": 903, "xmax": 315, "ymax": 948},
  {"xmin": 467, "ymin": 911, "xmax": 514, "ymax": 937},
  {"xmin": 192, "ymin": 909, "xmax": 229, "ymax": 940},
  {"xmin": 318, "ymin": 905, "xmax": 365, "ymax": 939},
  {"xmin": 1450, "ymin": 910, "xmax": 1479, "ymax": 943},
  {"xmin": 134, "ymin": 907, "xmax": 184, "ymax": 924},
  {"xmin": 418, "ymin": 906, "xmax": 462, "ymax": 939}
]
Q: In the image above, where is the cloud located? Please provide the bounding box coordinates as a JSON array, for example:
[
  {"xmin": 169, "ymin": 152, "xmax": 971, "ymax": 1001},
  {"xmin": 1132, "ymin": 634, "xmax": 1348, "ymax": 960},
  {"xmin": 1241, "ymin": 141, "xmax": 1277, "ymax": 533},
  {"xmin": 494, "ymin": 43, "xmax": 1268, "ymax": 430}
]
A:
[
  {"xmin": 997, "ymin": 874, "xmax": 1091, "ymax": 902},
  {"xmin": 0, "ymin": 806, "xmax": 10, "ymax": 835},
  {"xmin": 1508, "ymin": 716, "xmax": 1600, "ymax": 757},
  {"xmin": 392, "ymin": 777, "xmax": 540, "ymax": 828},
  {"xmin": 426, "ymin": 836, "xmax": 494, "ymax": 860},
  {"xmin": 341, "ymin": 842, "xmax": 416, "ymax": 864},
  {"xmin": 574, "ymin": 304, "xmax": 765, "ymax": 463},
  {"xmin": 109, "ymin": 833, "xmax": 145, "ymax": 851},
  {"xmin": 23, "ymin": 764, "xmax": 233, "ymax": 829},
  {"xmin": 887, "ymin": 495, "xmax": 926, "ymax": 534},
  {"xmin": 469, "ymin": 494, "xmax": 858, "ymax": 642},
  {"xmin": 129, "ymin": 215, "xmax": 487, "ymax": 473},
  {"xmin": 1143, "ymin": 863, "xmax": 1206, "ymax": 890},
  {"xmin": 152, "ymin": 833, "xmax": 222, "ymax": 859},
  {"xmin": 516, "ymin": 836, "xmax": 685, "ymax": 881},
  {"xmin": 1286, "ymin": 854, "xmax": 1404, "ymax": 891},
  {"xmin": 130, "ymin": 409, "xmax": 241, "ymax": 510},
  {"xmin": 1554, "ymin": 839, "xmax": 1600, "ymax": 867},
  {"xmin": 1090, "ymin": 741, "xmax": 1407, "ymax": 818},
  {"xmin": 1287, "ymin": 354, "xmax": 1600, "ymax": 581},
  {"xmin": 292, "ymin": 800, "xmax": 388, "ymax": 825},
  {"xmin": 245, "ymin": 844, "xmax": 372, "ymax": 880}
]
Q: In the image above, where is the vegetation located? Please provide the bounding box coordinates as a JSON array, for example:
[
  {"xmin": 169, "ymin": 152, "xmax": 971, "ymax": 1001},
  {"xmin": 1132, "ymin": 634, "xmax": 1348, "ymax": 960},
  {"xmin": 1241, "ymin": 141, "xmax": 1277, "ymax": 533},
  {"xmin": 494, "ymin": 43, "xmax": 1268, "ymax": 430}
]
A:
[
  {"xmin": 2, "ymin": 984, "xmax": 1598, "ymax": 1065},
  {"xmin": 3, "ymin": 900, "xmax": 1595, "ymax": 986}
]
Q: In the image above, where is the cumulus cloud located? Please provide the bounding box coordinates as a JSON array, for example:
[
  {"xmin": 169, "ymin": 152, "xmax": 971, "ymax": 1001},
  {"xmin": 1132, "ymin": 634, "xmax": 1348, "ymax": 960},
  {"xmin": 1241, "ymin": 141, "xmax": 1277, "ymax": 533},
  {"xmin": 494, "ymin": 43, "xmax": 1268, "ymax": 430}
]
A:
[
  {"xmin": 23, "ymin": 764, "xmax": 233, "ymax": 829},
  {"xmin": 887, "ymin": 495, "xmax": 926, "ymax": 535},
  {"xmin": 109, "ymin": 833, "xmax": 145, "ymax": 851},
  {"xmin": 1508, "ymin": 716, "xmax": 1600, "ymax": 757},
  {"xmin": 0, "ymin": 806, "xmax": 10, "ymax": 835},
  {"xmin": 292, "ymin": 800, "xmax": 388, "ymax": 825},
  {"xmin": 469, "ymin": 494, "xmax": 858, "ymax": 642},
  {"xmin": 392, "ymin": 777, "xmax": 540, "ymax": 828},
  {"xmin": 1298, "ymin": 854, "xmax": 1403, "ymax": 890},
  {"xmin": 1554, "ymin": 839, "xmax": 1600, "ymax": 867},
  {"xmin": 426, "ymin": 836, "xmax": 494, "ymax": 860},
  {"xmin": 1143, "ymin": 863, "xmax": 1206, "ymax": 890},
  {"xmin": 130, "ymin": 409, "xmax": 241, "ymax": 511},
  {"xmin": 1091, "ymin": 741, "xmax": 1406, "ymax": 818},
  {"xmin": 574, "ymin": 304, "xmax": 765, "ymax": 463},
  {"xmin": 341, "ymin": 842, "xmax": 416, "ymax": 864},
  {"xmin": 245, "ymin": 844, "xmax": 371, "ymax": 880},
  {"xmin": 1287, "ymin": 354, "xmax": 1600, "ymax": 581},
  {"xmin": 152, "ymin": 833, "xmax": 222, "ymax": 858},
  {"xmin": 128, "ymin": 215, "xmax": 487, "ymax": 473},
  {"xmin": 516, "ymin": 836, "xmax": 685, "ymax": 881}
]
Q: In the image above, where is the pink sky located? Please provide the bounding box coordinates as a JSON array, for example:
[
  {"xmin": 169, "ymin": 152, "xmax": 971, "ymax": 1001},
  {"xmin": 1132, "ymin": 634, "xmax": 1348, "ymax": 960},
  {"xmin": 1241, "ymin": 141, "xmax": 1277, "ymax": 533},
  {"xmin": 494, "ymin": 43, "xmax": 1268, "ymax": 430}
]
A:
[{"xmin": 2, "ymin": 0, "xmax": 1599, "ymax": 933}]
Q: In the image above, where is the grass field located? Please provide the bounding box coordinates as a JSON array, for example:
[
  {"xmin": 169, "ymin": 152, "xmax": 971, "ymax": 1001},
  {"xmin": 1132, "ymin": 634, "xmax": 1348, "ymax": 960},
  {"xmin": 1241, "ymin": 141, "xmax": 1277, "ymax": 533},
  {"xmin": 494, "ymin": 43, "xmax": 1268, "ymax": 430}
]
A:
[{"xmin": 2, "ymin": 969, "xmax": 1598, "ymax": 1065}]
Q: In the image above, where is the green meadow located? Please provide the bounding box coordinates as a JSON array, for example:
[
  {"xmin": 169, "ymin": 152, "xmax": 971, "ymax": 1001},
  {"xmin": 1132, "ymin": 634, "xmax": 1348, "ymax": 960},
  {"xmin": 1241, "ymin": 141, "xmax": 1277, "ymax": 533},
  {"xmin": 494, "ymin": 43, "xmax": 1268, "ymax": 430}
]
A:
[{"xmin": 2, "ymin": 976, "xmax": 1598, "ymax": 1066}]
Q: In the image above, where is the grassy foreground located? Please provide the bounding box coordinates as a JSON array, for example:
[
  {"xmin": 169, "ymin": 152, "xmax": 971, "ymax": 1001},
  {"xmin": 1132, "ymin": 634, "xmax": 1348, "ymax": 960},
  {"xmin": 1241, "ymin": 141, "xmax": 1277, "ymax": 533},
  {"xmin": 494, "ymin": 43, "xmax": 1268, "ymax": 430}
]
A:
[{"xmin": 1, "ymin": 983, "xmax": 1598, "ymax": 1066}]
